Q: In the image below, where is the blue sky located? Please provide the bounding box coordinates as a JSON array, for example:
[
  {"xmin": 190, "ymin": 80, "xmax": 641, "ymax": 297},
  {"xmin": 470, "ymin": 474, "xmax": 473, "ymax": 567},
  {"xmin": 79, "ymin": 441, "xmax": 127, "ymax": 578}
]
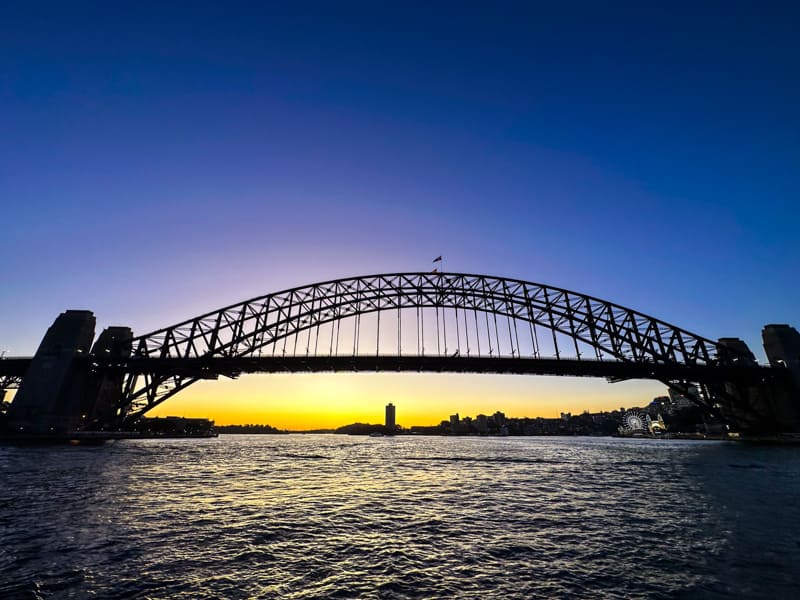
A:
[{"xmin": 1, "ymin": 2, "xmax": 798, "ymax": 421}]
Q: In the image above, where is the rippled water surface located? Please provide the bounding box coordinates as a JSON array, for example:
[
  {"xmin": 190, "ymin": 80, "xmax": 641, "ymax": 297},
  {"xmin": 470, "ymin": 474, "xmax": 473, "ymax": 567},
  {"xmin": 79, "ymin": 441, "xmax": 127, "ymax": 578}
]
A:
[{"xmin": 1, "ymin": 435, "xmax": 799, "ymax": 599}]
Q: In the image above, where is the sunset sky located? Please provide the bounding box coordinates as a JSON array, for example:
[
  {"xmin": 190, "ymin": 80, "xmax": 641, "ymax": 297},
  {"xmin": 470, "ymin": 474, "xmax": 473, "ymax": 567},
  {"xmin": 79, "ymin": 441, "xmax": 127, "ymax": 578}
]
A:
[{"xmin": 2, "ymin": 2, "xmax": 798, "ymax": 428}]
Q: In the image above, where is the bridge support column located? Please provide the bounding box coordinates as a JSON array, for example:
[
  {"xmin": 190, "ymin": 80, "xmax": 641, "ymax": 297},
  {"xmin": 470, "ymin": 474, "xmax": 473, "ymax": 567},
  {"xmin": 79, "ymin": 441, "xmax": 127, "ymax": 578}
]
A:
[
  {"xmin": 709, "ymin": 335, "xmax": 800, "ymax": 434},
  {"xmin": 707, "ymin": 379, "xmax": 792, "ymax": 434},
  {"xmin": 85, "ymin": 326, "xmax": 133, "ymax": 429},
  {"xmin": 6, "ymin": 310, "xmax": 96, "ymax": 435}
]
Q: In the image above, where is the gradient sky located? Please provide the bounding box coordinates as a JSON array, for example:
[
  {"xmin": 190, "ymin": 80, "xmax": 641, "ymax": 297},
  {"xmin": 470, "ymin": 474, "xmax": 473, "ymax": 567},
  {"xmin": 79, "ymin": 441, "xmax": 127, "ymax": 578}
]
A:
[{"xmin": 2, "ymin": 2, "xmax": 798, "ymax": 427}]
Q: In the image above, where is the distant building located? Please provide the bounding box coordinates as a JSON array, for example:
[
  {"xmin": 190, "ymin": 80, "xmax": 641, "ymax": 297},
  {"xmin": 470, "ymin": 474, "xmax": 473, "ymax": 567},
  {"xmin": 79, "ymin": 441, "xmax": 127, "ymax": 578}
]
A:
[
  {"xmin": 649, "ymin": 414, "xmax": 667, "ymax": 434},
  {"xmin": 668, "ymin": 386, "xmax": 698, "ymax": 410},
  {"xmin": 137, "ymin": 416, "xmax": 216, "ymax": 437},
  {"xmin": 385, "ymin": 403, "xmax": 396, "ymax": 429},
  {"xmin": 651, "ymin": 395, "xmax": 670, "ymax": 406},
  {"xmin": 650, "ymin": 396, "xmax": 671, "ymax": 414},
  {"xmin": 449, "ymin": 413, "xmax": 460, "ymax": 433},
  {"xmin": 475, "ymin": 414, "xmax": 488, "ymax": 434},
  {"xmin": 560, "ymin": 412, "xmax": 571, "ymax": 421}
]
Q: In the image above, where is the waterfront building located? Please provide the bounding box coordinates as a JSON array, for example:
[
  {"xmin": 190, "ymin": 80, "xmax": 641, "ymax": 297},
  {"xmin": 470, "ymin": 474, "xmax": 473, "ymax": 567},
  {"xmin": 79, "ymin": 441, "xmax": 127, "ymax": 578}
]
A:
[
  {"xmin": 652, "ymin": 396, "xmax": 669, "ymax": 405},
  {"xmin": 649, "ymin": 414, "xmax": 667, "ymax": 434},
  {"xmin": 137, "ymin": 416, "xmax": 216, "ymax": 437}
]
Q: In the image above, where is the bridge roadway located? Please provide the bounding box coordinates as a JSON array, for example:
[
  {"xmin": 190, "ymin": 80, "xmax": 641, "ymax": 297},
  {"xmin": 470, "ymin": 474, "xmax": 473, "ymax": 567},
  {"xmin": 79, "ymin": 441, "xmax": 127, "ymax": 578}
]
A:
[{"xmin": 0, "ymin": 355, "xmax": 780, "ymax": 385}]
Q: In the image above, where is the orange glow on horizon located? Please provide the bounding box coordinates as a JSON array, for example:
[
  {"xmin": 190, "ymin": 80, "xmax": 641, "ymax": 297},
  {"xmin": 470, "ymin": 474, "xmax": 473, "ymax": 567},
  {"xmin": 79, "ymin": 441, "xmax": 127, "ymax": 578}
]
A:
[{"xmin": 146, "ymin": 373, "xmax": 666, "ymax": 430}]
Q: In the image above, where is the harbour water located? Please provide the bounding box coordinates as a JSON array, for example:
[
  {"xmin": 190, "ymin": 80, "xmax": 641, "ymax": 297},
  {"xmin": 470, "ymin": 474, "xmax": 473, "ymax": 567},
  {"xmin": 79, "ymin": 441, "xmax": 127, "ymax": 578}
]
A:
[{"xmin": 1, "ymin": 435, "xmax": 799, "ymax": 599}]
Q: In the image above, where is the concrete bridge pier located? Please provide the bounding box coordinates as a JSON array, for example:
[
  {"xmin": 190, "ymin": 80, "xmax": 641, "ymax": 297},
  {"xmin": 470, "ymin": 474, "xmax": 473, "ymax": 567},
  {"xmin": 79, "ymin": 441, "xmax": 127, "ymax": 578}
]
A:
[
  {"xmin": 5, "ymin": 313, "xmax": 136, "ymax": 435},
  {"xmin": 6, "ymin": 310, "xmax": 96, "ymax": 435},
  {"xmin": 707, "ymin": 329, "xmax": 800, "ymax": 434},
  {"xmin": 761, "ymin": 324, "xmax": 800, "ymax": 432},
  {"xmin": 710, "ymin": 378, "xmax": 798, "ymax": 434}
]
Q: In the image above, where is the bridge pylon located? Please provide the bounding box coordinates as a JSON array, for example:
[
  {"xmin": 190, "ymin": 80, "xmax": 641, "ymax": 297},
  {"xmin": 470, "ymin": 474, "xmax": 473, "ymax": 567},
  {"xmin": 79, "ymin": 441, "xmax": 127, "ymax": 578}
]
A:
[
  {"xmin": 5, "ymin": 310, "xmax": 96, "ymax": 435},
  {"xmin": 3, "ymin": 312, "xmax": 134, "ymax": 436},
  {"xmin": 85, "ymin": 326, "xmax": 133, "ymax": 429}
]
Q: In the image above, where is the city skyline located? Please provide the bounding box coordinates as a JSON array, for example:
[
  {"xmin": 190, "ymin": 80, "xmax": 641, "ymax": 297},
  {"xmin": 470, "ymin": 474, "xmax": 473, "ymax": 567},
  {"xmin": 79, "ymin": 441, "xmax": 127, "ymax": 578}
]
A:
[
  {"xmin": 2, "ymin": 2, "xmax": 798, "ymax": 429},
  {"xmin": 203, "ymin": 393, "xmax": 678, "ymax": 432}
]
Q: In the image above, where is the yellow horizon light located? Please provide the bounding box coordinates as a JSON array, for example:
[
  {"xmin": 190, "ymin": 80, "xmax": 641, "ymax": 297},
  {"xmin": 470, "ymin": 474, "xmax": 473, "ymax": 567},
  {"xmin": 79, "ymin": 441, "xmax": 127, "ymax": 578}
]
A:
[{"xmin": 145, "ymin": 372, "xmax": 665, "ymax": 429}]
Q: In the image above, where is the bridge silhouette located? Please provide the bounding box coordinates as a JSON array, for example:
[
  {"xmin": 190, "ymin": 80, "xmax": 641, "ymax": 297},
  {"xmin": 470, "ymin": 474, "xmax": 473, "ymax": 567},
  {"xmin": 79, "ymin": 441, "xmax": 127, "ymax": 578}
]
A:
[{"xmin": 1, "ymin": 272, "xmax": 798, "ymax": 436}]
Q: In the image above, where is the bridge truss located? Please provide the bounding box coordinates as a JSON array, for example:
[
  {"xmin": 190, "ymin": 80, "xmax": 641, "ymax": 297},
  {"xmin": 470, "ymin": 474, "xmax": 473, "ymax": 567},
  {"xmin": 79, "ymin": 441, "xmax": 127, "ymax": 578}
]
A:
[{"xmin": 116, "ymin": 272, "xmax": 755, "ymax": 423}]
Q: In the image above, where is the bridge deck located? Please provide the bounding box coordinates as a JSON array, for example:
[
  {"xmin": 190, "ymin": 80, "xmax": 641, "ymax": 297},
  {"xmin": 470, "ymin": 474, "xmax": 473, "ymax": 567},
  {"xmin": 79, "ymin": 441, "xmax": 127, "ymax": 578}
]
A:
[
  {"xmin": 108, "ymin": 355, "xmax": 777, "ymax": 384},
  {"xmin": 1, "ymin": 355, "xmax": 780, "ymax": 384}
]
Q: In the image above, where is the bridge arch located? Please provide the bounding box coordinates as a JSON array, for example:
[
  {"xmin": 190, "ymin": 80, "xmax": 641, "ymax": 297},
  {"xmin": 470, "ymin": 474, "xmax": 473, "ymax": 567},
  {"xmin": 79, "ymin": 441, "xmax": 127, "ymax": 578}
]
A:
[{"xmin": 118, "ymin": 272, "xmax": 736, "ymax": 421}]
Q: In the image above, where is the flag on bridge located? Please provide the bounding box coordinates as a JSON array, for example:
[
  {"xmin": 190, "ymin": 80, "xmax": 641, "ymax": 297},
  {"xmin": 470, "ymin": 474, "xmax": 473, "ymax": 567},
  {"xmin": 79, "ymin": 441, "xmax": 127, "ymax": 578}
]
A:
[{"xmin": 433, "ymin": 256, "xmax": 442, "ymax": 263}]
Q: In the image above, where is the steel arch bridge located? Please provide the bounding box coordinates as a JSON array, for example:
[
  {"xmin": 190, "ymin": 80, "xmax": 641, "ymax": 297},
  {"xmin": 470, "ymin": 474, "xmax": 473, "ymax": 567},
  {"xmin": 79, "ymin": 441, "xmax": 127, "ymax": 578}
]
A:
[{"xmin": 113, "ymin": 272, "xmax": 763, "ymax": 424}]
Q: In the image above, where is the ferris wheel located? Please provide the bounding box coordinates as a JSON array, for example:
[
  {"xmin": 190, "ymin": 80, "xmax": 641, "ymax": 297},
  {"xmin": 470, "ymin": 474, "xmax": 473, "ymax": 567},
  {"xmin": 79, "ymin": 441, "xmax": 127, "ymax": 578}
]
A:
[{"xmin": 623, "ymin": 411, "xmax": 650, "ymax": 433}]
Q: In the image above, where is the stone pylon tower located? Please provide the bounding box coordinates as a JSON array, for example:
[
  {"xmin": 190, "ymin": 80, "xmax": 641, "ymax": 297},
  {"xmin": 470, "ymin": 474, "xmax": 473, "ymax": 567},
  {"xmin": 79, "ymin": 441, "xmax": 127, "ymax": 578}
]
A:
[{"xmin": 6, "ymin": 310, "xmax": 96, "ymax": 434}]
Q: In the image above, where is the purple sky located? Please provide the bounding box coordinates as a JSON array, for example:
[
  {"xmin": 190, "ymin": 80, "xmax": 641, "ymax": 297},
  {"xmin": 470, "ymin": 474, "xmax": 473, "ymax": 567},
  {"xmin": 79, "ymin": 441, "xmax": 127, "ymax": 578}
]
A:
[{"xmin": 2, "ymin": 2, "xmax": 798, "ymax": 369}]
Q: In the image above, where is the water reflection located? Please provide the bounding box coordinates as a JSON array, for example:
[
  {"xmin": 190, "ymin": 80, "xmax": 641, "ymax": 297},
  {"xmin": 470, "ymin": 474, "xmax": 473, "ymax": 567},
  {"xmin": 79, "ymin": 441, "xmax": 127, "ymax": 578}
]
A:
[{"xmin": 1, "ymin": 436, "xmax": 798, "ymax": 598}]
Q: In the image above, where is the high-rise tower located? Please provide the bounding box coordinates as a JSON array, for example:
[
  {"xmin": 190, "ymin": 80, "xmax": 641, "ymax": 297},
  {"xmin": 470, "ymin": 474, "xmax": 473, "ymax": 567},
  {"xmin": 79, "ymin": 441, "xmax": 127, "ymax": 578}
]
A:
[{"xmin": 385, "ymin": 403, "xmax": 396, "ymax": 430}]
